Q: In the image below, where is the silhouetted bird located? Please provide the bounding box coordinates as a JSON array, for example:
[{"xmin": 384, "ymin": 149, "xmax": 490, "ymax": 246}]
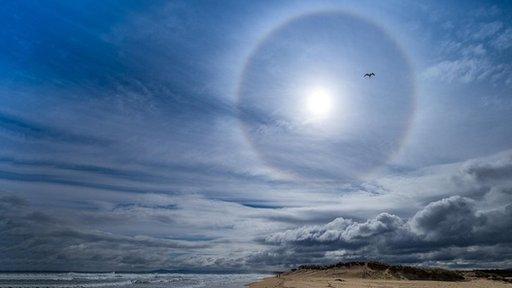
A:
[{"xmin": 363, "ymin": 73, "xmax": 375, "ymax": 78}]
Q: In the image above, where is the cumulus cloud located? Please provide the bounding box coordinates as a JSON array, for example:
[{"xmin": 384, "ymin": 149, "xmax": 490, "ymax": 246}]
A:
[
  {"xmin": 410, "ymin": 196, "xmax": 479, "ymax": 241},
  {"xmin": 255, "ymin": 170, "xmax": 512, "ymax": 269},
  {"xmin": 264, "ymin": 213, "xmax": 406, "ymax": 247}
]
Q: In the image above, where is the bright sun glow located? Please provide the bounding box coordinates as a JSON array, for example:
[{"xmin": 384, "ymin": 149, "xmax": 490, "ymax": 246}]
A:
[{"xmin": 306, "ymin": 87, "xmax": 332, "ymax": 120}]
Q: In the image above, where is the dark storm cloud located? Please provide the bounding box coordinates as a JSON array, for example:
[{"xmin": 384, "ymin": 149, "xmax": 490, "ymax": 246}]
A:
[
  {"xmin": 253, "ymin": 195, "xmax": 512, "ymax": 268},
  {"xmin": 462, "ymin": 154, "xmax": 512, "ymax": 182},
  {"xmin": 409, "ymin": 196, "xmax": 481, "ymax": 242}
]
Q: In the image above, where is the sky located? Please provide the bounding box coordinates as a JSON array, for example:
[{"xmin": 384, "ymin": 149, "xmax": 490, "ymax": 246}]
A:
[{"xmin": 1, "ymin": 0, "xmax": 512, "ymax": 272}]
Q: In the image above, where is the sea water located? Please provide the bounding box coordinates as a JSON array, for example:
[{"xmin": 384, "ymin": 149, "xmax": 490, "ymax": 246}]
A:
[{"xmin": 0, "ymin": 273, "xmax": 267, "ymax": 288}]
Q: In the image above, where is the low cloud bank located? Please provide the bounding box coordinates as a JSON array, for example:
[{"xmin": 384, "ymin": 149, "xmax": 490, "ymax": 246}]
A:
[{"xmin": 253, "ymin": 195, "xmax": 512, "ymax": 268}]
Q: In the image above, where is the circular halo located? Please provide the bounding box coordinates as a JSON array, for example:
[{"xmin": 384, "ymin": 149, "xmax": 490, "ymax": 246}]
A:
[{"xmin": 237, "ymin": 11, "xmax": 416, "ymax": 181}]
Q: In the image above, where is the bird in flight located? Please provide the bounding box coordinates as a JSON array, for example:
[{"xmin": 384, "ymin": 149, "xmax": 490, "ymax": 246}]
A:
[{"xmin": 363, "ymin": 72, "xmax": 375, "ymax": 78}]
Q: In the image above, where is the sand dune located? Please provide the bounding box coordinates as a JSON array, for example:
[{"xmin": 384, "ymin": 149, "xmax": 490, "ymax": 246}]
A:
[
  {"xmin": 249, "ymin": 277, "xmax": 511, "ymax": 288},
  {"xmin": 248, "ymin": 262, "xmax": 512, "ymax": 288}
]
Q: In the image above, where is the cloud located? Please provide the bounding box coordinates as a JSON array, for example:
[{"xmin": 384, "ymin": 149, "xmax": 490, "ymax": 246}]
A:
[
  {"xmin": 0, "ymin": 195, "xmax": 212, "ymax": 271},
  {"xmin": 422, "ymin": 58, "xmax": 494, "ymax": 83},
  {"xmin": 0, "ymin": 113, "xmax": 110, "ymax": 146},
  {"xmin": 255, "ymin": 195, "xmax": 512, "ymax": 268},
  {"xmin": 492, "ymin": 28, "xmax": 512, "ymax": 50},
  {"xmin": 2, "ymin": 146, "xmax": 512, "ymax": 272},
  {"xmin": 264, "ymin": 213, "xmax": 405, "ymax": 246},
  {"xmin": 422, "ymin": 12, "xmax": 512, "ymax": 86},
  {"xmin": 462, "ymin": 153, "xmax": 512, "ymax": 182},
  {"xmin": 409, "ymin": 196, "xmax": 479, "ymax": 241},
  {"xmin": 252, "ymin": 152, "xmax": 512, "ymax": 269},
  {"xmin": 471, "ymin": 21, "xmax": 503, "ymax": 40}
]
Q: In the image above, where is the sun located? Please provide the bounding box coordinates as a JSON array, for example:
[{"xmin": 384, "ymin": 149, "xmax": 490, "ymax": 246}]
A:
[{"xmin": 306, "ymin": 87, "xmax": 332, "ymax": 120}]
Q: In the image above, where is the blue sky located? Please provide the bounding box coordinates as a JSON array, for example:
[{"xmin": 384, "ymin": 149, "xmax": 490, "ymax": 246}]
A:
[{"xmin": 1, "ymin": 0, "xmax": 512, "ymax": 271}]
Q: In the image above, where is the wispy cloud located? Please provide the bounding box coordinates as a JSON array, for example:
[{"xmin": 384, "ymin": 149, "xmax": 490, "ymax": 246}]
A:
[{"xmin": 421, "ymin": 7, "xmax": 512, "ymax": 86}]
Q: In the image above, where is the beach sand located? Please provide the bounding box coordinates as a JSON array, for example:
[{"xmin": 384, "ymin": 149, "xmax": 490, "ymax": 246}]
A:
[
  {"xmin": 248, "ymin": 275, "xmax": 512, "ymax": 288},
  {"xmin": 248, "ymin": 263, "xmax": 512, "ymax": 288}
]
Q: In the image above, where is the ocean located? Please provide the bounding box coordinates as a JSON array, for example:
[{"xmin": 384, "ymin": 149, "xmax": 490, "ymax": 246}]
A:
[{"xmin": 0, "ymin": 272, "xmax": 267, "ymax": 288}]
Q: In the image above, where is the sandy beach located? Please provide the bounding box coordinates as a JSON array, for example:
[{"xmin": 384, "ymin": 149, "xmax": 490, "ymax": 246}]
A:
[
  {"xmin": 248, "ymin": 262, "xmax": 512, "ymax": 288},
  {"xmin": 249, "ymin": 275, "xmax": 512, "ymax": 288}
]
